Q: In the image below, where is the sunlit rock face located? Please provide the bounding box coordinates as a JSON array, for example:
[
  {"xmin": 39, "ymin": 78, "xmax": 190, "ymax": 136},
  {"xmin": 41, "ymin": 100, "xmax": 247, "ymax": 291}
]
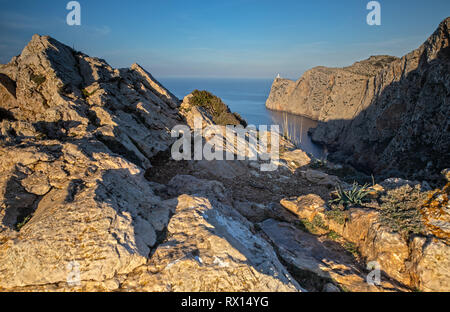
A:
[
  {"xmin": 0, "ymin": 34, "xmax": 182, "ymax": 290},
  {"xmin": 267, "ymin": 18, "xmax": 450, "ymax": 181},
  {"xmin": 0, "ymin": 35, "xmax": 305, "ymax": 292}
]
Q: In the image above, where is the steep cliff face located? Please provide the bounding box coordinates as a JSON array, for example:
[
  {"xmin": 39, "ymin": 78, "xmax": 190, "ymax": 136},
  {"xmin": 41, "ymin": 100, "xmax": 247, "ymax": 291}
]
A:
[
  {"xmin": 0, "ymin": 34, "xmax": 182, "ymax": 289},
  {"xmin": 265, "ymin": 55, "xmax": 398, "ymax": 120},
  {"xmin": 266, "ymin": 18, "xmax": 450, "ymax": 180}
]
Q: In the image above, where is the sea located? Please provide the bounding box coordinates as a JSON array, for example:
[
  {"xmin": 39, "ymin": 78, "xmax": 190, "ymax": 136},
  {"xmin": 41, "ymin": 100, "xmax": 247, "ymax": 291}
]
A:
[{"xmin": 159, "ymin": 78, "xmax": 325, "ymax": 159}]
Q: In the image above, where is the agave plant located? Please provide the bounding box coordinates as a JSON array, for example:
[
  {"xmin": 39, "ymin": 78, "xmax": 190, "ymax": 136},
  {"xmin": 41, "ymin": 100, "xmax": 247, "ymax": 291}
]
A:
[{"xmin": 329, "ymin": 182, "xmax": 371, "ymax": 209}]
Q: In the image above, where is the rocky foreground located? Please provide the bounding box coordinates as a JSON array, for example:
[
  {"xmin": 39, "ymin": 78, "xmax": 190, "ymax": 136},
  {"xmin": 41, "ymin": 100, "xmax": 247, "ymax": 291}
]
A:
[
  {"xmin": 266, "ymin": 17, "xmax": 450, "ymax": 183},
  {"xmin": 0, "ymin": 34, "xmax": 449, "ymax": 292}
]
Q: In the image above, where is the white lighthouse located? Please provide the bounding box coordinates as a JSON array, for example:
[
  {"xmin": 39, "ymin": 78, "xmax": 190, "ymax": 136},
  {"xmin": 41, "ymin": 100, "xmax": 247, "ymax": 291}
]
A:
[{"xmin": 276, "ymin": 73, "xmax": 281, "ymax": 79}]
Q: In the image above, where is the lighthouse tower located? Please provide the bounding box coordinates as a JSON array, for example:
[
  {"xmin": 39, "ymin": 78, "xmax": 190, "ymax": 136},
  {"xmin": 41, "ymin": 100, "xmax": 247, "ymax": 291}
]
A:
[{"xmin": 276, "ymin": 73, "xmax": 281, "ymax": 79}]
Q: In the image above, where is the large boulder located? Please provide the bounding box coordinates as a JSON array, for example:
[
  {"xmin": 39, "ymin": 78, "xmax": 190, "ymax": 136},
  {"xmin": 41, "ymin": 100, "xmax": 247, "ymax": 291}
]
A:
[
  {"xmin": 120, "ymin": 194, "xmax": 304, "ymax": 292},
  {"xmin": 0, "ymin": 143, "xmax": 171, "ymax": 289}
]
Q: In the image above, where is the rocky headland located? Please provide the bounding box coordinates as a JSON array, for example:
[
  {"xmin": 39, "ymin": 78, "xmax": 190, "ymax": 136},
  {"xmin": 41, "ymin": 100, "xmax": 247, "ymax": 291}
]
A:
[
  {"xmin": 266, "ymin": 17, "xmax": 450, "ymax": 183},
  {"xmin": 0, "ymin": 32, "xmax": 449, "ymax": 292}
]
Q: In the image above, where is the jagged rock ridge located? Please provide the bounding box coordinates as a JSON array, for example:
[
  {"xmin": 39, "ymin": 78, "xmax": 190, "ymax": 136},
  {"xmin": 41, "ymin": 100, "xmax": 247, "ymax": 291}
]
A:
[{"xmin": 0, "ymin": 35, "xmax": 303, "ymax": 291}]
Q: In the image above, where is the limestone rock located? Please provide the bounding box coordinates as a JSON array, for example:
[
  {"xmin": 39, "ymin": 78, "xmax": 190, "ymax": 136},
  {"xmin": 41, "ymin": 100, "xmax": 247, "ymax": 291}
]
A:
[
  {"xmin": 0, "ymin": 34, "xmax": 182, "ymax": 170},
  {"xmin": 179, "ymin": 94, "xmax": 214, "ymax": 129},
  {"xmin": 129, "ymin": 63, "xmax": 179, "ymax": 109},
  {"xmin": 0, "ymin": 149, "xmax": 170, "ymax": 289},
  {"xmin": 266, "ymin": 55, "xmax": 397, "ymax": 120},
  {"xmin": 281, "ymin": 194, "xmax": 326, "ymax": 222},
  {"xmin": 266, "ymin": 18, "xmax": 450, "ymax": 180},
  {"xmin": 0, "ymin": 34, "xmax": 182, "ymax": 290},
  {"xmin": 0, "ymin": 34, "xmax": 309, "ymax": 292},
  {"xmin": 280, "ymin": 149, "xmax": 311, "ymax": 169},
  {"xmin": 121, "ymin": 195, "xmax": 304, "ymax": 292},
  {"xmin": 260, "ymin": 219, "xmax": 401, "ymax": 292},
  {"xmin": 303, "ymin": 169, "xmax": 342, "ymax": 187},
  {"xmin": 279, "ymin": 192, "xmax": 450, "ymax": 291},
  {"xmin": 167, "ymin": 174, "xmax": 230, "ymax": 203},
  {"xmin": 420, "ymin": 182, "xmax": 450, "ymax": 242},
  {"xmin": 410, "ymin": 237, "xmax": 450, "ymax": 292},
  {"xmin": 232, "ymin": 200, "xmax": 270, "ymax": 223},
  {"xmin": 380, "ymin": 178, "xmax": 421, "ymax": 191},
  {"xmin": 442, "ymin": 169, "xmax": 450, "ymax": 182},
  {"xmin": 323, "ymin": 283, "xmax": 341, "ymax": 292}
]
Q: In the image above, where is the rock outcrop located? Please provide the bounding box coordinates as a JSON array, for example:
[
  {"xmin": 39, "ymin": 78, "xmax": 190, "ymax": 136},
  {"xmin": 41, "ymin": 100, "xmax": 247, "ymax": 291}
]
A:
[
  {"xmin": 180, "ymin": 90, "xmax": 246, "ymax": 128},
  {"xmin": 0, "ymin": 35, "xmax": 304, "ymax": 291},
  {"xmin": 266, "ymin": 55, "xmax": 398, "ymax": 120},
  {"xmin": 1, "ymin": 33, "xmax": 448, "ymax": 292},
  {"xmin": 260, "ymin": 218, "xmax": 403, "ymax": 292},
  {"xmin": 0, "ymin": 34, "xmax": 184, "ymax": 289},
  {"xmin": 280, "ymin": 178, "xmax": 450, "ymax": 292},
  {"xmin": 266, "ymin": 17, "xmax": 450, "ymax": 181},
  {"xmin": 120, "ymin": 178, "xmax": 303, "ymax": 292}
]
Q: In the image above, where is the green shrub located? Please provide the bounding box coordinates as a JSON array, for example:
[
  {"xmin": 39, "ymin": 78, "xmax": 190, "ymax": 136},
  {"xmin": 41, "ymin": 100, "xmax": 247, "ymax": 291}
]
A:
[
  {"xmin": 82, "ymin": 88, "xmax": 99, "ymax": 98},
  {"xmin": 326, "ymin": 230, "xmax": 341, "ymax": 240},
  {"xmin": 329, "ymin": 182, "xmax": 371, "ymax": 209},
  {"xmin": 343, "ymin": 241, "xmax": 359, "ymax": 257},
  {"xmin": 294, "ymin": 219, "xmax": 318, "ymax": 234},
  {"xmin": 312, "ymin": 214, "xmax": 328, "ymax": 230},
  {"xmin": 232, "ymin": 112, "xmax": 247, "ymax": 127},
  {"xmin": 325, "ymin": 209, "xmax": 347, "ymax": 225},
  {"xmin": 189, "ymin": 90, "xmax": 246, "ymax": 126},
  {"xmin": 379, "ymin": 185, "xmax": 427, "ymax": 236},
  {"xmin": 30, "ymin": 74, "xmax": 46, "ymax": 86},
  {"xmin": 16, "ymin": 215, "xmax": 32, "ymax": 231}
]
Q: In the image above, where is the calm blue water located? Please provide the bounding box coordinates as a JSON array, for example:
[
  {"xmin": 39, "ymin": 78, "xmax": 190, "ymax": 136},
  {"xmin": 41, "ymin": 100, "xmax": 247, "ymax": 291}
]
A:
[{"xmin": 159, "ymin": 78, "xmax": 324, "ymax": 159}]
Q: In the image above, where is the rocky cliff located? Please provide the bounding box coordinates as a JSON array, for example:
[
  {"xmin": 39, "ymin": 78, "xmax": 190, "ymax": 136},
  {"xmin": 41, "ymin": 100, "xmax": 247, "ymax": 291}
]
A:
[
  {"xmin": 266, "ymin": 55, "xmax": 398, "ymax": 120},
  {"xmin": 0, "ymin": 34, "xmax": 448, "ymax": 292},
  {"xmin": 0, "ymin": 35, "xmax": 303, "ymax": 291},
  {"xmin": 266, "ymin": 18, "xmax": 450, "ymax": 181}
]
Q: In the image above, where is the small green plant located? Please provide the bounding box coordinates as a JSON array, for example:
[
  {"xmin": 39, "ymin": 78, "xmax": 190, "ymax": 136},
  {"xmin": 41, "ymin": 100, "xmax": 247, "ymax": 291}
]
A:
[
  {"xmin": 325, "ymin": 209, "xmax": 347, "ymax": 225},
  {"xmin": 179, "ymin": 106, "xmax": 191, "ymax": 114},
  {"xmin": 329, "ymin": 182, "xmax": 371, "ymax": 209},
  {"xmin": 82, "ymin": 88, "xmax": 99, "ymax": 98},
  {"xmin": 188, "ymin": 90, "xmax": 246, "ymax": 126},
  {"xmin": 312, "ymin": 214, "xmax": 328, "ymax": 230},
  {"xmin": 343, "ymin": 241, "xmax": 359, "ymax": 258},
  {"xmin": 16, "ymin": 215, "xmax": 32, "ymax": 231},
  {"xmin": 310, "ymin": 158, "xmax": 328, "ymax": 169},
  {"xmin": 379, "ymin": 185, "xmax": 427, "ymax": 236},
  {"xmin": 326, "ymin": 230, "xmax": 341, "ymax": 240},
  {"xmin": 295, "ymin": 219, "xmax": 318, "ymax": 234},
  {"xmin": 30, "ymin": 74, "xmax": 46, "ymax": 86}
]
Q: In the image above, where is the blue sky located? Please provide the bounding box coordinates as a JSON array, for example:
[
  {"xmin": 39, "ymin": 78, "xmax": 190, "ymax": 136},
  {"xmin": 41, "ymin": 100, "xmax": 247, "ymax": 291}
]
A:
[{"xmin": 0, "ymin": 0, "xmax": 449, "ymax": 78}]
